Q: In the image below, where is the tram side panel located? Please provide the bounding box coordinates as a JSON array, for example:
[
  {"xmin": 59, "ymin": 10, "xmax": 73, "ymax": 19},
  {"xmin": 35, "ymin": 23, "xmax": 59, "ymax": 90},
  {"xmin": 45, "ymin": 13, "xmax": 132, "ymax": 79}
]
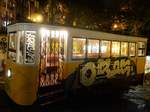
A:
[
  {"xmin": 5, "ymin": 61, "xmax": 39, "ymax": 105},
  {"xmin": 63, "ymin": 34, "xmax": 147, "ymax": 94},
  {"xmin": 5, "ymin": 30, "xmax": 39, "ymax": 105},
  {"xmin": 136, "ymin": 57, "xmax": 146, "ymax": 84}
]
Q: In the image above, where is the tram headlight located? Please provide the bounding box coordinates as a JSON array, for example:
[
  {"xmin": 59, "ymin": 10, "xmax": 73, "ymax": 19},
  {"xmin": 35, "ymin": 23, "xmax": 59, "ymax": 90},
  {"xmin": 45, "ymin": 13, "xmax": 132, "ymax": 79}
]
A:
[{"xmin": 6, "ymin": 69, "xmax": 12, "ymax": 78}]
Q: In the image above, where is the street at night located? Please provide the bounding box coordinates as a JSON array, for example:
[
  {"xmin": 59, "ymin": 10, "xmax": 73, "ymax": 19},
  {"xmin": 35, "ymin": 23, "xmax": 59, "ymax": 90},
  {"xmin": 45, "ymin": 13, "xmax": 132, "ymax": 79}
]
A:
[
  {"xmin": 1, "ymin": 0, "xmax": 150, "ymax": 112},
  {"xmin": 0, "ymin": 83, "xmax": 150, "ymax": 112}
]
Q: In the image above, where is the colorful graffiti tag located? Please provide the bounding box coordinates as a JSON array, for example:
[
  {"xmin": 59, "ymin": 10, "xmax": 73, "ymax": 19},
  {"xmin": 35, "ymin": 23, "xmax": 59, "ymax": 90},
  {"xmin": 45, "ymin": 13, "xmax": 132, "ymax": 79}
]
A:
[{"xmin": 80, "ymin": 57, "xmax": 136, "ymax": 86}]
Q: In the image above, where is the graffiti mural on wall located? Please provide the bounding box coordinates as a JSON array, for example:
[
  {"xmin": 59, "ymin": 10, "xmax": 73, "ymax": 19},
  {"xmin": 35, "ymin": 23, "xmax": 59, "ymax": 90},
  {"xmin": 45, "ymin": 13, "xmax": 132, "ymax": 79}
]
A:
[{"xmin": 80, "ymin": 57, "xmax": 136, "ymax": 86}]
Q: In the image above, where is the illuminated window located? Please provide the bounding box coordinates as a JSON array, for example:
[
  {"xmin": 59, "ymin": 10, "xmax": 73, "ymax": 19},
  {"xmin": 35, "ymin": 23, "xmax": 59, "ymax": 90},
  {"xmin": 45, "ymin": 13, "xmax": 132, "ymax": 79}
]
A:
[
  {"xmin": 8, "ymin": 32, "xmax": 17, "ymax": 62},
  {"xmin": 9, "ymin": 33, "xmax": 16, "ymax": 50},
  {"xmin": 87, "ymin": 39, "xmax": 99, "ymax": 58},
  {"xmin": 100, "ymin": 40, "xmax": 111, "ymax": 57},
  {"xmin": 111, "ymin": 41, "xmax": 120, "ymax": 57},
  {"xmin": 129, "ymin": 43, "xmax": 136, "ymax": 57},
  {"xmin": 121, "ymin": 42, "xmax": 128, "ymax": 57},
  {"xmin": 17, "ymin": 31, "xmax": 24, "ymax": 64},
  {"xmin": 72, "ymin": 38, "xmax": 86, "ymax": 59},
  {"xmin": 138, "ymin": 42, "xmax": 145, "ymax": 56}
]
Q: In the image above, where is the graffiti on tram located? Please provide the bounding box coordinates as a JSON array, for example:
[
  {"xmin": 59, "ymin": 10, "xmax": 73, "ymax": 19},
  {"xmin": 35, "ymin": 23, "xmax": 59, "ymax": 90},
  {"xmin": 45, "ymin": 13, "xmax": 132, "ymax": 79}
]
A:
[
  {"xmin": 25, "ymin": 31, "xmax": 36, "ymax": 64},
  {"xmin": 80, "ymin": 57, "xmax": 136, "ymax": 86}
]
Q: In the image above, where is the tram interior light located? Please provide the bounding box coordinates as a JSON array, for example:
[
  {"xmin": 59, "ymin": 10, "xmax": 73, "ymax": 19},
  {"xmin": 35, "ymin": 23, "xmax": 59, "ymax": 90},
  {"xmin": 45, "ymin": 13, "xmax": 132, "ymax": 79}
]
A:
[
  {"xmin": 60, "ymin": 31, "xmax": 68, "ymax": 39},
  {"xmin": 56, "ymin": 31, "xmax": 59, "ymax": 38},
  {"xmin": 101, "ymin": 46, "xmax": 107, "ymax": 53},
  {"xmin": 51, "ymin": 30, "xmax": 55, "ymax": 38},
  {"xmin": 40, "ymin": 29, "xmax": 50, "ymax": 38},
  {"xmin": 40, "ymin": 29, "xmax": 68, "ymax": 39}
]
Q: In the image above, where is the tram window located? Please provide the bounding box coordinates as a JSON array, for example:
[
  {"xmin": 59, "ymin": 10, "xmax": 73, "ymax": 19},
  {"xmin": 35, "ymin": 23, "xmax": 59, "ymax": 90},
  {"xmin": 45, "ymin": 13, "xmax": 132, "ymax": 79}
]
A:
[
  {"xmin": 9, "ymin": 33, "xmax": 16, "ymax": 50},
  {"xmin": 100, "ymin": 40, "xmax": 111, "ymax": 57},
  {"xmin": 111, "ymin": 41, "xmax": 120, "ymax": 57},
  {"xmin": 87, "ymin": 39, "xmax": 99, "ymax": 58},
  {"xmin": 8, "ymin": 32, "xmax": 17, "ymax": 62},
  {"xmin": 72, "ymin": 38, "xmax": 86, "ymax": 59},
  {"xmin": 138, "ymin": 42, "xmax": 145, "ymax": 56},
  {"xmin": 129, "ymin": 43, "xmax": 136, "ymax": 57},
  {"xmin": 121, "ymin": 42, "xmax": 128, "ymax": 57}
]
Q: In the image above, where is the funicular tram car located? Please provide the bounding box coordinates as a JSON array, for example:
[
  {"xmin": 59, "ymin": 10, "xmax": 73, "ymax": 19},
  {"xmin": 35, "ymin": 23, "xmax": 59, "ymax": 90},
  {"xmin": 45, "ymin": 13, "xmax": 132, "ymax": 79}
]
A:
[{"xmin": 4, "ymin": 23, "xmax": 147, "ymax": 105}]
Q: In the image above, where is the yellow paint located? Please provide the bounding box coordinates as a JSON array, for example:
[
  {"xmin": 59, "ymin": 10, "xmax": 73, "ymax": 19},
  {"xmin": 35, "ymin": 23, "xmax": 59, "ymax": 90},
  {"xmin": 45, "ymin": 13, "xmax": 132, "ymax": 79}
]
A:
[
  {"xmin": 137, "ymin": 57, "xmax": 146, "ymax": 74},
  {"xmin": 4, "ymin": 60, "xmax": 39, "ymax": 105},
  {"xmin": 63, "ymin": 61, "xmax": 82, "ymax": 79},
  {"xmin": 4, "ymin": 57, "xmax": 146, "ymax": 105}
]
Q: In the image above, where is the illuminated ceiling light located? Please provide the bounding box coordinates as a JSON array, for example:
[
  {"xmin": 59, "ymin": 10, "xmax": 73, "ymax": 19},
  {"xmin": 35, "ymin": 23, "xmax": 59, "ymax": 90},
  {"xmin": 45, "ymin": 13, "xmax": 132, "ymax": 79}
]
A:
[
  {"xmin": 51, "ymin": 30, "xmax": 55, "ymax": 38},
  {"xmin": 61, "ymin": 31, "xmax": 68, "ymax": 39},
  {"xmin": 40, "ymin": 28, "xmax": 50, "ymax": 38},
  {"xmin": 55, "ymin": 31, "xmax": 60, "ymax": 38}
]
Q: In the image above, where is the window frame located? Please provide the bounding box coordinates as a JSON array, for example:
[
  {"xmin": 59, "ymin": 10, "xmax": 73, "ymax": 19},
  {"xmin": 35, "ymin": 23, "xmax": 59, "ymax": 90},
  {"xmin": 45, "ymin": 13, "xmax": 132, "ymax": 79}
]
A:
[
  {"xmin": 129, "ymin": 42, "xmax": 136, "ymax": 57},
  {"xmin": 138, "ymin": 41, "xmax": 146, "ymax": 57}
]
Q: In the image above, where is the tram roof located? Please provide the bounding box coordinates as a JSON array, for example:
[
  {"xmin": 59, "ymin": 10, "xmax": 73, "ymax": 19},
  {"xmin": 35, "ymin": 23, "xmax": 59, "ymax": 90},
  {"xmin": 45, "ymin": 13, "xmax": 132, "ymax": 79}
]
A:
[{"xmin": 7, "ymin": 23, "xmax": 147, "ymax": 42}]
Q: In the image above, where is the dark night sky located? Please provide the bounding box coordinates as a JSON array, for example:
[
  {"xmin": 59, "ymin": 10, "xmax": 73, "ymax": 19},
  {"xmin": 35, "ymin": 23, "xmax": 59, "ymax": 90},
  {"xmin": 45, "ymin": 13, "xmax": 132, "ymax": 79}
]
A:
[{"xmin": 69, "ymin": 0, "xmax": 128, "ymax": 8}]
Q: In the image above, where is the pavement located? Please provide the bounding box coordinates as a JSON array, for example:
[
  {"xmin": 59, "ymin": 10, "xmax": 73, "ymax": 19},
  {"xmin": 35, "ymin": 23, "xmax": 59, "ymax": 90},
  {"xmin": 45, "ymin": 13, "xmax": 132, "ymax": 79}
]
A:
[{"xmin": 0, "ymin": 89, "xmax": 41, "ymax": 112}]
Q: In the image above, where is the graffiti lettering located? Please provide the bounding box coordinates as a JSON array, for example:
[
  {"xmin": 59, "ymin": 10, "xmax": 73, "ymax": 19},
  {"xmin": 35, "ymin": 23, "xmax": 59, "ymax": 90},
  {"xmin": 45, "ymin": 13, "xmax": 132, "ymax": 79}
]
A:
[
  {"xmin": 25, "ymin": 31, "xmax": 36, "ymax": 64},
  {"xmin": 96, "ymin": 58, "xmax": 132, "ymax": 78},
  {"xmin": 80, "ymin": 57, "xmax": 136, "ymax": 86}
]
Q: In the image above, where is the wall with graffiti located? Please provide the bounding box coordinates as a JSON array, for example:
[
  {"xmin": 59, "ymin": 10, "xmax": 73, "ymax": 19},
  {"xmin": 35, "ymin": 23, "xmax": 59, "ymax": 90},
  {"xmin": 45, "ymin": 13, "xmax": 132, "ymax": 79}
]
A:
[{"xmin": 79, "ymin": 57, "xmax": 136, "ymax": 86}]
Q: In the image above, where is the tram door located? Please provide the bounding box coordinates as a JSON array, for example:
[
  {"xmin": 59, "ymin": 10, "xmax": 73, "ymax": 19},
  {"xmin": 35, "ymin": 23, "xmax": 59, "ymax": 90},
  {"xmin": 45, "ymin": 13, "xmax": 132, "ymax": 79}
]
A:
[{"xmin": 39, "ymin": 30, "xmax": 64, "ymax": 104}]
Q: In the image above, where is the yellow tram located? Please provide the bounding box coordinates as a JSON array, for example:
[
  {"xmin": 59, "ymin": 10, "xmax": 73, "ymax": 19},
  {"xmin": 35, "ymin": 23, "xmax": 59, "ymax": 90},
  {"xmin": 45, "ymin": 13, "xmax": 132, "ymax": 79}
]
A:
[{"xmin": 4, "ymin": 23, "xmax": 147, "ymax": 105}]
